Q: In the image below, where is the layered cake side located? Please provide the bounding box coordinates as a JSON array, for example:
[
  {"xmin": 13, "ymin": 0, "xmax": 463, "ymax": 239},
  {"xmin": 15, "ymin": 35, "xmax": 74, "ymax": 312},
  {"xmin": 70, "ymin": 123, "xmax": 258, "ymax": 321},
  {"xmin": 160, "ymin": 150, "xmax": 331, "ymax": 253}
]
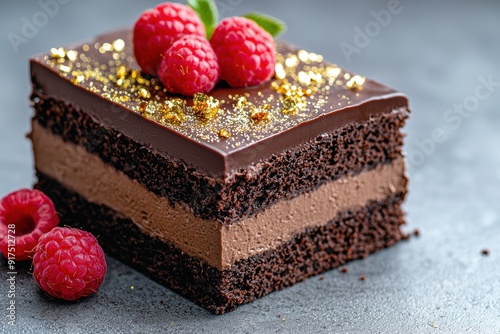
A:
[{"xmin": 30, "ymin": 30, "xmax": 409, "ymax": 313}]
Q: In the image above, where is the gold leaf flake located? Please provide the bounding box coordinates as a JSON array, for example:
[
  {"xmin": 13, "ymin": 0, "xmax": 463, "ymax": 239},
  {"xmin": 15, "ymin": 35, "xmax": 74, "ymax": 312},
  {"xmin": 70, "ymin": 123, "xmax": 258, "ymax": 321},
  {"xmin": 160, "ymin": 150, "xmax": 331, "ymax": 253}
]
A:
[
  {"xmin": 345, "ymin": 75, "xmax": 366, "ymax": 90},
  {"xmin": 218, "ymin": 129, "xmax": 231, "ymax": 139},
  {"xmin": 66, "ymin": 50, "xmax": 78, "ymax": 61},
  {"xmin": 50, "ymin": 47, "xmax": 66, "ymax": 59},
  {"xmin": 192, "ymin": 93, "xmax": 220, "ymax": 121},
  {"xmin": 112, "ymin": 39, "xmax": 125, "ymax": 52}
]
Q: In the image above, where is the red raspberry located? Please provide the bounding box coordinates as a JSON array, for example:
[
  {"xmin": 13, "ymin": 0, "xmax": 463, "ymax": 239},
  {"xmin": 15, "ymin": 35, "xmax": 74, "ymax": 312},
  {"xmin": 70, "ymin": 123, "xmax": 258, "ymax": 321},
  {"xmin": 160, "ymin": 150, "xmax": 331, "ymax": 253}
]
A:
[
  {"xmin": 133, "ymin": 2, "xmax": 205, "ymax": 75},
  {"xmin": 33, "ymin": 227, "xmax": 107, "ymax": 301},
  {"xmin": 210, "ymin": 17, "xmax": 276, "ymax": 88},
  {"xmin": 158, "ymin": 34, "xmax": 219, "ymax": 96},
  {"xmin": 0, "ymin": 189, "xmax": 59, "ymax": 261}
]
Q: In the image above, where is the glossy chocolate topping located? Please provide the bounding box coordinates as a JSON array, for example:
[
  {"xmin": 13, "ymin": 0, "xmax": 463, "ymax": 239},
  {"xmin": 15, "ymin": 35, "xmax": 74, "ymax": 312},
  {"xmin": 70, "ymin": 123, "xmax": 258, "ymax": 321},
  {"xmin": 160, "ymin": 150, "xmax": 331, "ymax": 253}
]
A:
[{"xmin": 30, "ymin": 29, "xmax": 408, "ymax": 177}]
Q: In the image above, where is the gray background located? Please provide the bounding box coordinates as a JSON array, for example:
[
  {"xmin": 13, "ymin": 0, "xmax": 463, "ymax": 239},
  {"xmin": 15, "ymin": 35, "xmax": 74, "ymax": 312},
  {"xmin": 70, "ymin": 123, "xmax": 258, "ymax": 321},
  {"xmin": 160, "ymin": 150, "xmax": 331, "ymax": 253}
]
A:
[{"xmin": 1, "ymin": 0, "xmax": 500, "ymax": 333}]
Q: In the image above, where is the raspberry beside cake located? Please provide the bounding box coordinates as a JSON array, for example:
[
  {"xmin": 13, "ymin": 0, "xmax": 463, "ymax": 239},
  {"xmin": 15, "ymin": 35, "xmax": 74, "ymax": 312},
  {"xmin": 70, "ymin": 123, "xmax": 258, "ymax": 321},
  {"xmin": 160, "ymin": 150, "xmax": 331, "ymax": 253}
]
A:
[{"xmin": 30, "ymin": 28, "xmax": 409, "ymax": 313}]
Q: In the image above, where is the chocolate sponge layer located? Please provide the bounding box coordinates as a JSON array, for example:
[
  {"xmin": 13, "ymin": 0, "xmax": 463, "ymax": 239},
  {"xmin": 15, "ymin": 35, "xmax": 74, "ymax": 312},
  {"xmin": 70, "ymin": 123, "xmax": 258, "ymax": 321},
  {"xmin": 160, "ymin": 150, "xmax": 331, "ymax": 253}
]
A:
[
  {"xmin": 32, "ymin": 92, "xmax": 409, "ymax": 224},
  {"xmin": 36, "ymin": 172, "xmax": 406, "ymax": 314}
]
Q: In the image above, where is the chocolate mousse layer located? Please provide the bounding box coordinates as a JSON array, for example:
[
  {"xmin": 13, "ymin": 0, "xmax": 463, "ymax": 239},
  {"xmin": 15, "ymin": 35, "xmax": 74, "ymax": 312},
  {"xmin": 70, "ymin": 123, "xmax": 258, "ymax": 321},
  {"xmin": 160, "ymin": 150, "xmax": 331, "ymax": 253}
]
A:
[
  {"xmin": 36, "ymin": 171, "xmax": 406, "ymax": 314},
  {"xmin": 31, "ymin": 122, "xmax": 406, "ymax": 269}
]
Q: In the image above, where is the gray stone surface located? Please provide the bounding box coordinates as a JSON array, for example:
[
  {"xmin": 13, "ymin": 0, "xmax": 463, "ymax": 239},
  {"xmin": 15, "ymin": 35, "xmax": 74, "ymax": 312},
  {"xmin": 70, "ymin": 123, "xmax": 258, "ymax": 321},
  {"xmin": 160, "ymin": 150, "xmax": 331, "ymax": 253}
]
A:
[{"xmin": 1, "ymin": 0, "xmax": 499, "ymax": 333}]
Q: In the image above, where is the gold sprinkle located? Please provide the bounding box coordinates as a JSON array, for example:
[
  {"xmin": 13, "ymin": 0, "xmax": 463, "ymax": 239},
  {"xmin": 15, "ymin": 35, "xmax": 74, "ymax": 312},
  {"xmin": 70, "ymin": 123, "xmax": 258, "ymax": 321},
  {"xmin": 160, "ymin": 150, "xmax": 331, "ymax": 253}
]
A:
[
  {"xmin": 138, "ymin": 88, "xmax": 151, "ymax": 99},
  {"xmin": 274, "ymin": 83, "xmax": 288, "ymax": 95},
  {"xmin": 275, "ymin": 63, "xmax": 286, "ymax": 80},
  {"xmin": 343, "ymin": 73, "xmax": 352, "ymax": 80},
  {"xmin": 71, "ymin": 74, "xmax": 85, "ymax": 84},
  {"xmin": 130, "ymin": 70, "xmax": 140, "ymax": 79},
  {"xmin": 282, "ymin": 96, "xmax": 299, "ymax": 115},
  {"xmin": 235, "ymin": 96, "xmax": 248, "ymax": 109},
  {"xmin": 99, "ymin": 42, "xmax": 114, "ymax": 54},
  {"xmin": 138, "ymin": 101, "xmax": 148, "ymax": 114},
  {"xmin": 298, "ymin": 50, "xmax": 309, "ymax": 62},
  {"xmin": 308, "ymin": 52, "xmax": 323, "ymax": 63},
  {"xmin": 66, "ymin": 50, "xmax": 78, "ymax": 61},
  {"xmin": 118, "ymin": 95, "xmax": 130, "ymax": 102},
  {"xmin": 160, "ymin": 98, "xmax": 185, "ymax": 125},
  {"xmin": 303, "ymin": 88, "xmax": 313, "ymax": 97},
  {"xmin": 326, "ymin": 66, "xmax": 342, "ymax": 79},
  {"xmin": 113, "ymin": 39, "xmax": 125, "ymax": 52},
  {"xmin": 309, "ymin": 70, "xmax": 322, "ymax": 83},
  {"xmin": 345, "ymin": 75, "xmax": 366, "ymax": 90},
  {"xmin": 218, "ymin": 129, "xmax": 231, "ymax": 139},
  {"xmin": 82, "ymin": 44, "xmax": 90, "ymax": 52},
  {"xmin": 192, "ymin": 93, "xmax": 220, "ymax": 121},
  {"xmin": 298, "ymin": 71, "xmax": 311, "ymax": 86},
  {"xmin": 102, "ymin": 43, "xmax": 113, "ymax": 51},
  {"xmin": 116, "ymin": 65, "xmax": 127, "ymax": 79},
  {"xmin": 136, "ymin": 76, "xmax": 147, "ymax": 85},
  {"xmin": 144, "ymin": 103, "xmax": 156, "ymax": 116},
  {"xmin": 50, "ymin": 47, "xmax": 66, "ymax": 59},
  {"xmin": 250, "ymin": 105, "xmax": 270, "ymax": 123},
  {"xmin": 285, "ymin": 55, "xmax": 299, "ymax": 67},
  {"xmin": 58, "ymin": 64, "xmax": 71, "ymax": 73}
]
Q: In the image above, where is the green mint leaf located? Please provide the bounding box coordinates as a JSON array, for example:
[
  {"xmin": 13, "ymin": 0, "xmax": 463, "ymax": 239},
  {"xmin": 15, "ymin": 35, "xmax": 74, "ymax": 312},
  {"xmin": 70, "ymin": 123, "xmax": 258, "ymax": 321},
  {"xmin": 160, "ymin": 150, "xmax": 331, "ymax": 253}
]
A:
[
  {"xmin": 243, "ymin": 12, "xmax": 286, "ymax": 38},
  {"xmin": 188, "ymin": 0, "xmax": 219, "ymax": 39}
]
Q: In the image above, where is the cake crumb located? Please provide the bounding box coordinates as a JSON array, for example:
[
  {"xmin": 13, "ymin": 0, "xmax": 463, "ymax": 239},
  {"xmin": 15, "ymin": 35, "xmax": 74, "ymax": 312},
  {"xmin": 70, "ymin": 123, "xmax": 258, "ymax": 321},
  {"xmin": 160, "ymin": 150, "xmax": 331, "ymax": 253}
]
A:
[
  {"xmin": 481, "ymin": 249, "xmax": 490, "ymax": 256},
  {"xmin": 340, "ymin": 267, "xmax": 349, "ymax": 273},
  {"xmin": 413, "ymin": 228, "xmax": 420, "ymax": 237},
  {"xmin": 359, "ymin": 275, "xmax": 366, "ymax": 281},
  {"xmin": 277, "ymin": 314, "xmax": 281, "ymax": 318},
  {"xmin": 429, "ymin": 320, "xmax": 438, "ymax": 328},
  {"xmin": 319, "ymin": 276, "xmax": 324, "ymax": 281},
  {"xmin": 160, "ymin": 300, "xmax": 164, "ymax": 304}
]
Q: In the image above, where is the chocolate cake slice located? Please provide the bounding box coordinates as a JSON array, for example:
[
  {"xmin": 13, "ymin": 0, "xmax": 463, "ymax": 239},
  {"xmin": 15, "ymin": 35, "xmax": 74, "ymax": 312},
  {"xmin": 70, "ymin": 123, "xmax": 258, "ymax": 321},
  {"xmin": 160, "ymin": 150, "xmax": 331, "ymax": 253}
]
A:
[{"xmin": 29, "ymin": 29, "xmax": 409, "ymax": 314}]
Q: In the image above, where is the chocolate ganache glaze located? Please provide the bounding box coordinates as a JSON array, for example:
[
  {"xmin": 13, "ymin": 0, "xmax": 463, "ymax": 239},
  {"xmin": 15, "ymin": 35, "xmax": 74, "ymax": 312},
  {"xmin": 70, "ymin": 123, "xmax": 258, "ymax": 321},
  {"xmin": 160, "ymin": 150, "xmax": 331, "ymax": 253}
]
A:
[{"xmin": 30, "ymin": 29, "xmax": 409, "ymax": 178}]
